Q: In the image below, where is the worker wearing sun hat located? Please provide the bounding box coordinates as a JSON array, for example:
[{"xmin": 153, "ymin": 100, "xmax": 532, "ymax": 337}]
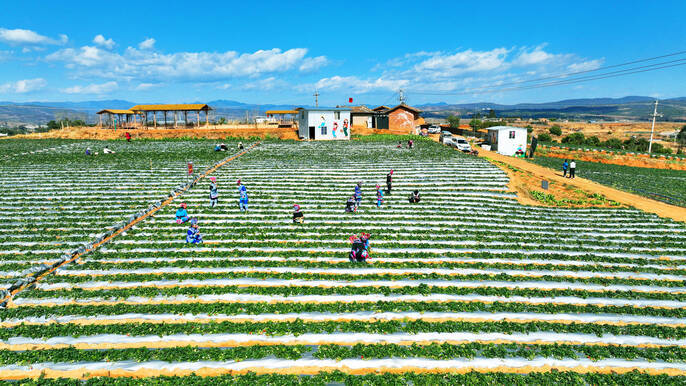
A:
[
  {"xmin": 209, "ymin": 176, "xmax": 219, "ymax": 208},
  {"xmin": 175, "ymin": 203, "xmax": 189, "ymax": 224},
  {"xmin": 237, "ymin": 179, "xmax": 248, "ymax": 211},
  {"xmin": 386, "ymin": 170, "xmax": 393, "ymax": 195},
  {"xmin": 354, "ymin": 182, "xmax": 363, "ymax": 210},
  {"xmin": 186, "ymin": 222, "xmax": 203, "ymax": 244},
  {"xmin": 292, "ymin": 204, "xmax": 304, "ymax": 224}
]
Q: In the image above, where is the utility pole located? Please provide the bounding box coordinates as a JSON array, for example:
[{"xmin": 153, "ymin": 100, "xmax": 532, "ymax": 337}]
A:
[
  {"xmin": 313, "ymin": 90, "xmax": 319, "ymax": 108},
  {"xmin": 399, "ymin": 89, "xmax": 406, "ymax": 104},
  {"xmin": 648, "ymin": 100, "xmax": 660, "ymax": 153}
]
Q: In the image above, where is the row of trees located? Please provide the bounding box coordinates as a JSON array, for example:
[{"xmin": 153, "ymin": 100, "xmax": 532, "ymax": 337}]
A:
[
  {"xmin": 46, "ymin": 118, "xmax": 89, "ymax": 130},
  {"xmin": 537, "ymin": 125, "xmax": 686, "ymax": 154}
]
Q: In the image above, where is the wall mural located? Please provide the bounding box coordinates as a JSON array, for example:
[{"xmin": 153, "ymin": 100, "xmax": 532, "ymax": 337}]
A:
[
  {"xmin": 332, "ymin": 121, "xmax": 338, "ymax": 138},
  {"xmin": 342, "ymin": 119, "xmax": 349, "ymax": 136},
  {"xmin": 319, "ymin": 116, "xmax": 327, "ymax": 135}
]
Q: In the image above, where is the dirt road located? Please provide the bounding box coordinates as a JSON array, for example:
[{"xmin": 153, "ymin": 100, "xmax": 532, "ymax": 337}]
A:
[{"xmin": 480, "ymin": 148, "xmax": 686, "ymax": 223}]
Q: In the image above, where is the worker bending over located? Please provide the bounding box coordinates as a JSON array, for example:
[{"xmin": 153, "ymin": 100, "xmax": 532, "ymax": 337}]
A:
[
  {"xmin": 175, "ymin": 203, "xmax": 190, "ymax": 223},
  {"xmin": 293, "ymin": 204, "xmax": 304, "ymax": 223},
  {"xmin": 409, "ymin": 190, "xmax": 421, "ymax": 203},
  {"xmin": 186, "ymin": 221, "xmax": 203, "ymax": 244}
]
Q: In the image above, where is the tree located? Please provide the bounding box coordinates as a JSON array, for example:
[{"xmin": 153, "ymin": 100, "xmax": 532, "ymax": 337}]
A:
[
  {"xmin": 469, "ymin": 118, "xmax": 481, "ymax": 132},
  {"xmin": 446, "ymin": 114, "xmax": 460, "ymax": 128},
  {"xmin": 561, "ymin": 132, "xmax": 585, "ymax": 145},
  {"xmin": 584, "ymin": 136, "xmax": 600, "ymax": 146},
  {"xmin": 538, "ymin": 133, "xmax": 552, "ymax": 142},
  {"xmin": 487, "ymin": 109, "xmax": 496, "ymax": 119},
  {"xmin": 678, "ymin": 125, "xmax": 686, "ymax": 153},
  {"xmin": 549, "ymin": 125, "xmax": 562, "ymax": 136},
  {"xmin": 217, "ymin": 117, "xmax": 227, "ymax": 125}
]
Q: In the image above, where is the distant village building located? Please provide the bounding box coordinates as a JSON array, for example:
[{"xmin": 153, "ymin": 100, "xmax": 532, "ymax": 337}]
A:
[
  {"xmin": 487, "ymin": 126, "xmax": 528, "ymax": 156},
  {"xmin": 296, "ymin": 107, "xmax": 352, "ymax": 140},
  {"xmin": 373, "ymin": 104, "xmax": 423, "ymax": 134}
]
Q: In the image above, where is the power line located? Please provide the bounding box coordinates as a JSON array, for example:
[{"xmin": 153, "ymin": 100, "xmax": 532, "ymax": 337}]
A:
[
  {"xmin": 408, "ymin": 58, "xmax": 686, "ymax": 96},
  {"xmin": 409, "ymin": 50, "xmax": 686, "ymax": 94}
]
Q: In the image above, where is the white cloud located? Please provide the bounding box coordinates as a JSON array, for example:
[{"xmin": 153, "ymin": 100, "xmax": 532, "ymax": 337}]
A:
[
  {"xmin": 48, "ymin": 45, "xmax": 322, "ymax": 82},
  {"xmin": 138, "ymin": 38, "xmax": 155, "ymax": 50},
  {"xmin": 216, "ymin": 83, "xmax": 231, "ymax": 90},
  {"xmin": 299, "ymin": 56, "xmax": 328, "ymax": 72},
  {"xmin": 0, "ymin": 28, "xmax": 67, "ymax": 45},
  {"xmin": 0, "ymin": 78, "xmax": 47, "ymax": 93},
  {"xmin": 134, "ymin": 82, "xmax": 161, "ymax": 91},
  {"xmin": 313, "ymin": 75, "xmax": 409, "ymax": 93},
  {"xmin": 567, "ymin": 59, "xmax": 604, "ymax": 72},
  {"xmin": 413, "ymin": 48, "xmax": 511, "ymax": 77},
  {"xmin": 63, "ymin": 81, "xmax": 118, "ymax": 94},
  {"xmin": 93, "ymin": 34, "xmax": 115, "ymax": 49}
]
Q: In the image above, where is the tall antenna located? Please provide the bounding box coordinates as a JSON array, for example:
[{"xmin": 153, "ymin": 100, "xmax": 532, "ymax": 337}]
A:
[
  {"xmin": 648, "ymin": 100, "xmax": 661, "ymax": 153},
  {"xmin": 313, "ymin": 90, "xmax": 320, "ymax": 108},
  {"xmin": 399, "ymin": 89, "xmax": 406, "ymax": 104}
]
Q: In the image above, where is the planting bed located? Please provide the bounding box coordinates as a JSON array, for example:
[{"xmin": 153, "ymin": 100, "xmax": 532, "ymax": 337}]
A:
[
  {"xmin": 2, "ymin": 138, "xmax": 686, "ymax": 382},
  {"xmin": 529, "ymin": 156, "xmax": 686, "ymax": 207}
]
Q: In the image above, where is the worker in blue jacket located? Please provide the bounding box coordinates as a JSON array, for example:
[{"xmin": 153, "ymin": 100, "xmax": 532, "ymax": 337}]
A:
[
  {"xmin": 175, "ymin": 203, "xmax": 190, "ymax": 223},
  {"xmin": 238, "ymin": 180, "xmax": 248, "ymax": 211},
  {"xmin": 186, "ymin": 222, "xmax": 203, "ymax": 244},
  {"xmin": 354, "ymin": 182, "xmax": 363, "ymax": 209}
]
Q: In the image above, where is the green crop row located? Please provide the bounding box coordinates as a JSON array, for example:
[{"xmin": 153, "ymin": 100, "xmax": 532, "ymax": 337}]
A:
[
  {"xmin": 6, "ymin": 370, "xmax": 686, "ymax": 385},
  {"xmin": 18, "ymin": 283, "xmax": 686, "ymax": 303},
  {"xmin": 2, "ymin": 319, "xmax": 684, "ymax": 340},
  {"xmin": 69, "ymin": 258, "xmax": 686, "ymax": 276},
  {"xmin": 43, "ymin": 270, "xmax": 686, "ymax": 290},
  {"xmin": 3, "ymin": 342, "xmax": 686, "ymax": 365}
]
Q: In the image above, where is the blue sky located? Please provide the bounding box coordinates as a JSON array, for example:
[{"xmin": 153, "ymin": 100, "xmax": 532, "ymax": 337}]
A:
[{"xmin": 0, "ymin": 0, "xmax": 684, "ymax": 106}]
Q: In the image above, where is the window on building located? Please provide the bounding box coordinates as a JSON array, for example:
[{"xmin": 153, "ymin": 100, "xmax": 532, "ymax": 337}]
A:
[
  {"xmin": 334, "ymin": 111, "xmax": 340, "ymax": 120},
  {"xmin": 509, "ymin": 130, "xmax": 516, "ymax": 139}
]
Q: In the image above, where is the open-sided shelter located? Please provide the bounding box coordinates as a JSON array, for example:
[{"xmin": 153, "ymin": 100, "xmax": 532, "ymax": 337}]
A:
[{"xmin": 129, "ymin": 104, "xmax": 213, "ymax": 128}]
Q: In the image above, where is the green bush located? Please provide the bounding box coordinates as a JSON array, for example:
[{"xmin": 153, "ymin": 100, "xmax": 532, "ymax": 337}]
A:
[
  {"xmin": 561, "ymin": 132, "xmax": 585, "ymax": 145},
  {"xmin": 549, "ymin": 125, "xmax": 562, "ymax": 136},
  {"xmin": 537, "ymin": 133, "xmax": 552, "ymax": 142},
  {"xmin": 584, "ymin": 136, "xmax": 600, "ymax": 146}
]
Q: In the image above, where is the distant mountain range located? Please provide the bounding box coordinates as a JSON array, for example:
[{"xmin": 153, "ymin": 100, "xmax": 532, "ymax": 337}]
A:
[
  {"xmin": 1, "ymin": 96, "xmax": 685, "ymax": 127},
  {"xmin": 417, "ymin": 96, "xmax": 686, "ymax": 121}
]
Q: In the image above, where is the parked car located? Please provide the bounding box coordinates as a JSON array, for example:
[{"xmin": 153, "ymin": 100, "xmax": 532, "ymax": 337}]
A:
[
  {"xmin": 454, "ymin": 137, "xmax": 472, "ymax": 152},
  {"xmin": 428, "ymin": 125, "xmax": 441, "ymax": 134},
  {"xmin": 440, "ymin": 131, "xmax": 453, "ymax": 144}
]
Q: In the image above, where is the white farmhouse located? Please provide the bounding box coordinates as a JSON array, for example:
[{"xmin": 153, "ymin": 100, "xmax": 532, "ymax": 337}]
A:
[
  {"xmin": 487, "ymin": 126, "xmax": 528, "ymax": 156},
  {"xmin": 296, "ymin": 108, "xmax": 352, "ymax": 140}
]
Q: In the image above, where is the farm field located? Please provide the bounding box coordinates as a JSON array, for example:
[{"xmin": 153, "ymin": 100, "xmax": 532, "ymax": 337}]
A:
[
  {"xmin": 1, "ymin": 137, "xmax": 686, "ymax": 382},
  {"xmin": 528, "ymin": 156, "xmax": 686, "ymax": 207},
  {"xmin": 0, "ymin": 139, "xmax": 234, "ymax": 289}
]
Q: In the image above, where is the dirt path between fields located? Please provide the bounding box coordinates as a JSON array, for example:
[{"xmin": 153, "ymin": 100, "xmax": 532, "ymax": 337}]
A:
[{"xmin": 479, "ymin": 148, "xmax": 686, "ymax": 223}]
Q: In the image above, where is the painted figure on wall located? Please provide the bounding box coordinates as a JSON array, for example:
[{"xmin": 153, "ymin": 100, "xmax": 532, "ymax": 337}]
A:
[
  {"xmin": 319, "ymin": 116, "xmax": 327, "ymax": 135},
  {"xmin": 332, "ymin": 121, "xmax": 338, "ymax": 138},
  {"xmin": 342, "ymin": 119, "xmax": 349, "ymax": 136}
]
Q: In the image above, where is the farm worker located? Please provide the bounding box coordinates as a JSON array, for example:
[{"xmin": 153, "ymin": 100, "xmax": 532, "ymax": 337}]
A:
[
  {"xmin": 345, "ymin": 195, "xmax": 357, "ymax": 213},
  {"xmin": 214, "ymin": 144, "xmax": 222, "ymax": 152},
  {"xmin": 354, "ymin": 182, "xmax": 363, "ymax": 209},
  {"xmin": 409, "ymin": 189, "xmax": 421, "ymax": 204},
  {"xmin": 186, "ymin": 223, "xmax": 203, "ymax": 244},
  {"xmin": 562, "ymin": 159, "xmax": 569, "ymax": 177},
  {"xmin": 569, "ymin": 160, "xmax": 576, "ymax": 179},
  {"xmin": 397, "ymin": 141, "xmax": 403, "ymax": 148},
  {"xmin": 238, "ymin": 142, "xmax": 244, "ymax": 150},
  {"xmin": 125, "ymin": 132, "xmax": 131, "ymax": 142},
  {"xmin": 348, "ymin": 234, "xmax": 369, "ymax": 262},
  {"xmin": 386, "ymin": 170, "xmax": 393, "ymax": 194},
  {"xmin": 175, "ymin": 203, "xmax": 190, "ymax": 223},
  {"xmin": 293, "ymin": 204, "xmax": 304, "ymax": 224},
  {"xmin": 209, "ymin": 177, "xmax": 219, "ymax": 207},
  {"xmin": 360, "ymin": 232, "xmax": 371, "ymax": 257},
  {"xmin": 376, "ymin": 185, "xmax": 384, "ymax": 208},
  {"xmin": 103, "ymin": 146, "xmax": 115, "ymax": 154},
  {"xmin": 238, "ymin": 180, "xmax": 248, "ymax": 211},
  {"xmin": 408, "ymin": 139, "xmax": 414, "ymax": 149},
  {"xmin": 85, "ymin": 147, "xmax": 92, "ymax": 156}
]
